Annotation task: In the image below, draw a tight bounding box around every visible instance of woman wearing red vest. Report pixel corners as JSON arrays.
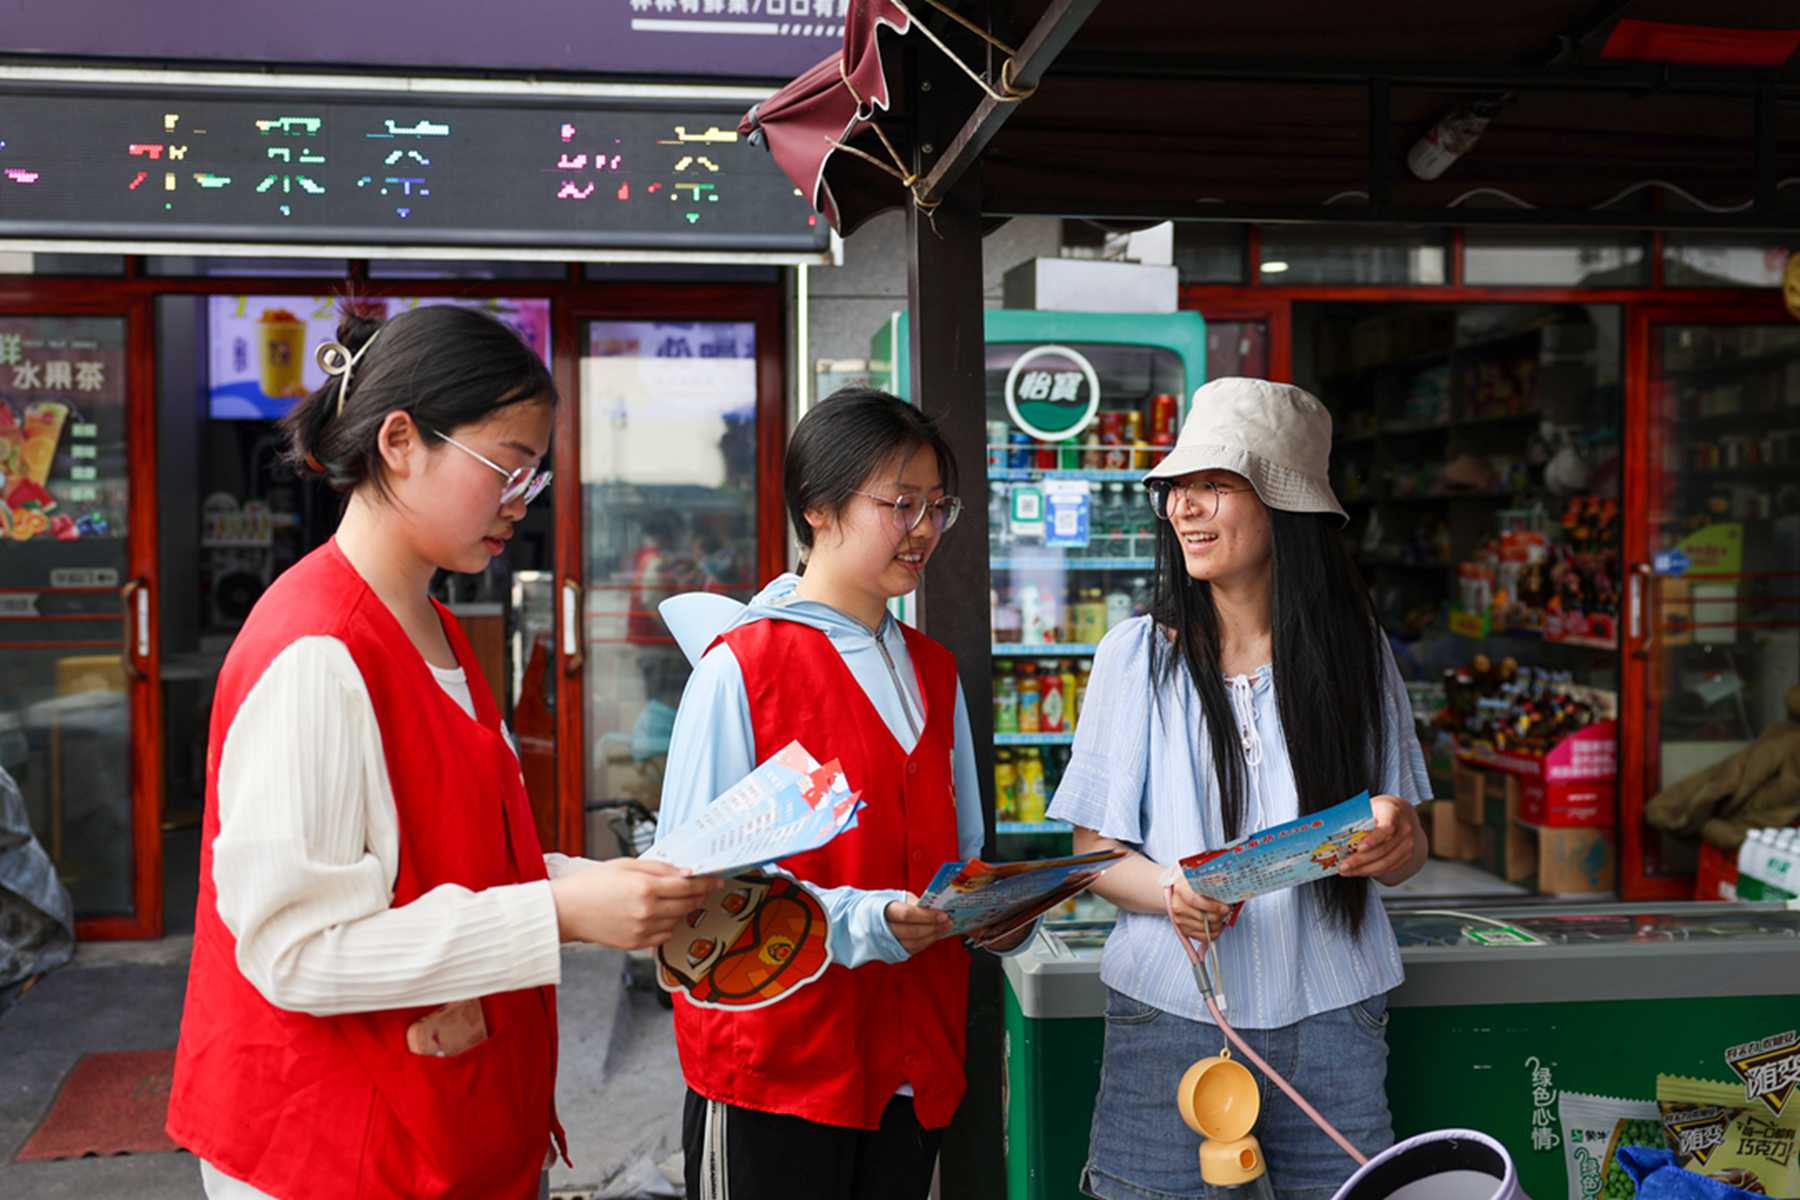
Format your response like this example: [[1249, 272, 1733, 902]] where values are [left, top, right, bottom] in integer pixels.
[[659, 388, 1035, 1200], [167, 305, 716, 1200]]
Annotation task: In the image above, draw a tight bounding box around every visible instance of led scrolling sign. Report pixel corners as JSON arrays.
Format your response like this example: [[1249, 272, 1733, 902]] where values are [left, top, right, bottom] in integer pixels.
[[0, 91, 827, 252]]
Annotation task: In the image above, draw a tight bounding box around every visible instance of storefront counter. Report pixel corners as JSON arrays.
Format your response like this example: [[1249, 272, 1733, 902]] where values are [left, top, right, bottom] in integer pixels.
[[1002, 902, 1800, 1200]]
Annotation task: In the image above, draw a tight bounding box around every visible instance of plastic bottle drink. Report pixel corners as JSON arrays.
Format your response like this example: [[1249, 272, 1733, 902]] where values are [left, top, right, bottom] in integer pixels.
[[1073, 587, 1107, 645], [1020, 586, 1046, 644], [994, 665, 1020, 733], [1106, 484, 1130, 557], [1017, 663, 1043, 733], [1105, 587, 1133, 630], [1074, 660, 1093, 725], [1017, 750, 1047, 823], [1041, 664, 1067, 734], [1059, 660, 1080, 730], [994, 751, 1018, 822]]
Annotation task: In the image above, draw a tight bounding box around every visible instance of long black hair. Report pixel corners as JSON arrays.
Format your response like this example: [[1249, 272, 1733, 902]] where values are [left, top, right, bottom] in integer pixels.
[[281, 303, 556, 496], [1150, 503, 1387, 936], [784, 386, 958, 567]]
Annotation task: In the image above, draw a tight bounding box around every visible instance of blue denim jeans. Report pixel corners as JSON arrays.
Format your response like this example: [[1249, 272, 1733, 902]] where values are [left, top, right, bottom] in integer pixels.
[[1081, 988, 1395, 1200]]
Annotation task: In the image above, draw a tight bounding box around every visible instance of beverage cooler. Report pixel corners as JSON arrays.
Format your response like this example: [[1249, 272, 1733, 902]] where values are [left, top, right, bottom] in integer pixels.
[[874, 309, 1207, 881], [1002, 902, 1800, 1200]]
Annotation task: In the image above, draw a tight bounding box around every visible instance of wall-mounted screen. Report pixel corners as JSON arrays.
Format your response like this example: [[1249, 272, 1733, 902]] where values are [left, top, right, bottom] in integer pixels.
[[0, 90, 827, 253]]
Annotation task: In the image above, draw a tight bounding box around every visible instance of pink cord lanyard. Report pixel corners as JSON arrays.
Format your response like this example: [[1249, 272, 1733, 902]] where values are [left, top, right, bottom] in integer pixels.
[[1163, 884, 1370, 1167]]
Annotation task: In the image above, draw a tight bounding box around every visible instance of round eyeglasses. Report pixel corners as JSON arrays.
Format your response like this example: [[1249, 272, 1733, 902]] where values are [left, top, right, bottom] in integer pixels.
[[852, 490, 964, 535], [1145, 477, 1252, 523], [433, 430, 552, 507]]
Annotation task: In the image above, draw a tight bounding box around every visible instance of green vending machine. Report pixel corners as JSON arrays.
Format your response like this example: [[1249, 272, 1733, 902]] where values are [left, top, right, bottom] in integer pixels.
[[873, 309, 1207, 864]]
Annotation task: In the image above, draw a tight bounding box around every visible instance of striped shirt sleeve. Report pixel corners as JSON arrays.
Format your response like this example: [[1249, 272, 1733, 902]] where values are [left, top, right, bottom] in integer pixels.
[[1047, 617, 1152, 844]]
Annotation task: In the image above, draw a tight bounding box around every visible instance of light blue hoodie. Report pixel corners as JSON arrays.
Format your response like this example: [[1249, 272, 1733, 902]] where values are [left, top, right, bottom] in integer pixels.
[[658, 573, 988, 967]]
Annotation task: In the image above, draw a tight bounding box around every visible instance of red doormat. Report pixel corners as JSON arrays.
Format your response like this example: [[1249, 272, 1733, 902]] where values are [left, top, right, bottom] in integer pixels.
[[14, 1048, 182, 1161]]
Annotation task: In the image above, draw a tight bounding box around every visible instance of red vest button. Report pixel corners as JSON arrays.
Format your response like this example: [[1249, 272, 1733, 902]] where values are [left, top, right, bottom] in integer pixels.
[[907, 761, 919, 776]]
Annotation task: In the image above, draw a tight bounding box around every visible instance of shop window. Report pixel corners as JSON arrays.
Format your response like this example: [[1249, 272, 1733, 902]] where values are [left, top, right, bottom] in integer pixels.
[[0, 252, 125, 276], [1299, 301, 1624, 897], [146, 256, 349, 277], [1662, 237, 1795, 288], [1172, 223, 1247, 285], [369, 258, 567, 280], [1257, 226, 1448, 286], [1463, 231, 1650, 287]]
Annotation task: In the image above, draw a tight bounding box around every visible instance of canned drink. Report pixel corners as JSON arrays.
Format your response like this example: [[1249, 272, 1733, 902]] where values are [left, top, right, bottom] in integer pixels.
[[1008, 430, 1033, 470], [1058, 438, 1084, 470], [1034, 439, 1059, 470], [1150, 392, 1179, 443], [1101, 412, 1130, 470]]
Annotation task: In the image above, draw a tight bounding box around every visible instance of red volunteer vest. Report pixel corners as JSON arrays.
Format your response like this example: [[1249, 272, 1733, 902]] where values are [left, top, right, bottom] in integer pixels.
[[673, 617, 971, 1130], [167, 540, 561, 1200]]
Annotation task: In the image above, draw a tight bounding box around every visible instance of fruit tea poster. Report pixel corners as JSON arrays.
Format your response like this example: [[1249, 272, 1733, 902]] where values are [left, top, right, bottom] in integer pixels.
[[207, 295, 552, 420]]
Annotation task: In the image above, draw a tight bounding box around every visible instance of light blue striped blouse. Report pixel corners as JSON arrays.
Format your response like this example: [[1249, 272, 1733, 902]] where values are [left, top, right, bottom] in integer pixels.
[[1046, 615, 1431, 1030]]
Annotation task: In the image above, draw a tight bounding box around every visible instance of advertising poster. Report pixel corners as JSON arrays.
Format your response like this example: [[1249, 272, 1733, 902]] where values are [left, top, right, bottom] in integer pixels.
[[207, 295, 551, 420]]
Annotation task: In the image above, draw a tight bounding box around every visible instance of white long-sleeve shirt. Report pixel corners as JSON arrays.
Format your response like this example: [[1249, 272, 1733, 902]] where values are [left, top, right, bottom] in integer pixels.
[[200, 636, 570, 1200]]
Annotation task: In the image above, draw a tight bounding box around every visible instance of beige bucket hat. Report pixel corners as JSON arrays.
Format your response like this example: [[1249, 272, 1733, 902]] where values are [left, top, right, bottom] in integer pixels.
[[1143, 377, 1347, 524]]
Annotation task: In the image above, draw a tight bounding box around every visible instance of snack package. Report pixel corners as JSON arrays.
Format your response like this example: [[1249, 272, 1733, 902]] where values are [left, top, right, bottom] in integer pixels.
[[1559, 1091, 1662, 1200], [1658, 1075, 1800, 1197]]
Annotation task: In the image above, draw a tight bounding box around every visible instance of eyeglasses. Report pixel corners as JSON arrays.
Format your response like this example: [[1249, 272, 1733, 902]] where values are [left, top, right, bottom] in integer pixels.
[[1145, 477, 1252, 522], [852, 490, 964, 535], [433, 430, 552, 507]]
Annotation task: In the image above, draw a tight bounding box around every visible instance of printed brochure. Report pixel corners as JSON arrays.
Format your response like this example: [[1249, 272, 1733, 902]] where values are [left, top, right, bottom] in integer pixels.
[[1179, 790, 1376, 908], [648, 741, 860, 1010], [919, 849, 1125, 947]]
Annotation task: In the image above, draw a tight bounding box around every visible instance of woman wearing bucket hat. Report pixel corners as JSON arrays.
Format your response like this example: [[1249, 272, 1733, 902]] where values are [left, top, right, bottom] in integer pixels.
[[1047, 378, 1431, 1200]]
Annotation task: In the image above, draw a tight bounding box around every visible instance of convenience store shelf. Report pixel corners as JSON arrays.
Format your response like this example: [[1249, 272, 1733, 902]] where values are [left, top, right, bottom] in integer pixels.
[[991, 557, 1156, 572], [997, 820, 1073, 836], [995, 732, 1076, 747], [993, 643, 1101, 657]]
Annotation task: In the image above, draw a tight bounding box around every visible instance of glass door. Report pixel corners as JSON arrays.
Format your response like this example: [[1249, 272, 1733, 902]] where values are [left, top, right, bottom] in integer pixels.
[[570, 314, 775, 860], [0, 306, 160, 936], [1623, 305, 1800, 899]]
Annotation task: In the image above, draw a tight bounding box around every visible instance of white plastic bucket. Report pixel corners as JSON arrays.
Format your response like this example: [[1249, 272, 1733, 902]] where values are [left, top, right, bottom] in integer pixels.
[[1331, 1129, 1527, 1200]]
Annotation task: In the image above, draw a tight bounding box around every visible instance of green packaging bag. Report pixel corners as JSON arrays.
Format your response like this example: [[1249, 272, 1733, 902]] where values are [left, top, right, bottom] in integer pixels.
[[1560, 1091, 1662, 1200]]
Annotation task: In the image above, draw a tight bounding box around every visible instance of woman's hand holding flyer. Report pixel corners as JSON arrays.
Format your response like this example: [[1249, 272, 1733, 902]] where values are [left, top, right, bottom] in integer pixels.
[[1337, 794, 1426, 883]]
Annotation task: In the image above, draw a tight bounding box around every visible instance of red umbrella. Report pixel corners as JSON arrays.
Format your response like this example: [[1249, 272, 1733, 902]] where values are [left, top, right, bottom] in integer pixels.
[[742, 0, 1035, 234], [740, 0, 914, 235]]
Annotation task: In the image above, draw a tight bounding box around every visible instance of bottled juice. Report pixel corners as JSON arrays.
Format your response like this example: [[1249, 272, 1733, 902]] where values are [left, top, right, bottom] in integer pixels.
[[1060, 660, 1080, 729], [1017, 663, 1042, 733], [994, 750, 1018, 822], [1072, 587, 1108, 644], [1040, 664, 1067, 734], [993, 663, 1019, 733], [1074, 660, 1093, 726], [1017, 750, 1047, 823]]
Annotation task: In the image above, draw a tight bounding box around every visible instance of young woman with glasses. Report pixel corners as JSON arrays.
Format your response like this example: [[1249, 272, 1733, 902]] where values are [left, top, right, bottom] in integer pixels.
[[1048, 379, 1431, 1200], [658, 386, 1031, 1200], [168, 304, 717, 1200]]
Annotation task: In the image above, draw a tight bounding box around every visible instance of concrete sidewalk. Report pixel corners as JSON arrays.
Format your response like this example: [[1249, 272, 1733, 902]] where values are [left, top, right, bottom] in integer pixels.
[[0, 938, 687, 1199]]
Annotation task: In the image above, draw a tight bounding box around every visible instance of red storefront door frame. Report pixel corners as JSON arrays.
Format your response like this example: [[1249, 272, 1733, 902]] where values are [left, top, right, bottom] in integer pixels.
[[1621, 293, 1794, 900], [0, 289, 163, 939], [551, 283, 787, 856]]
